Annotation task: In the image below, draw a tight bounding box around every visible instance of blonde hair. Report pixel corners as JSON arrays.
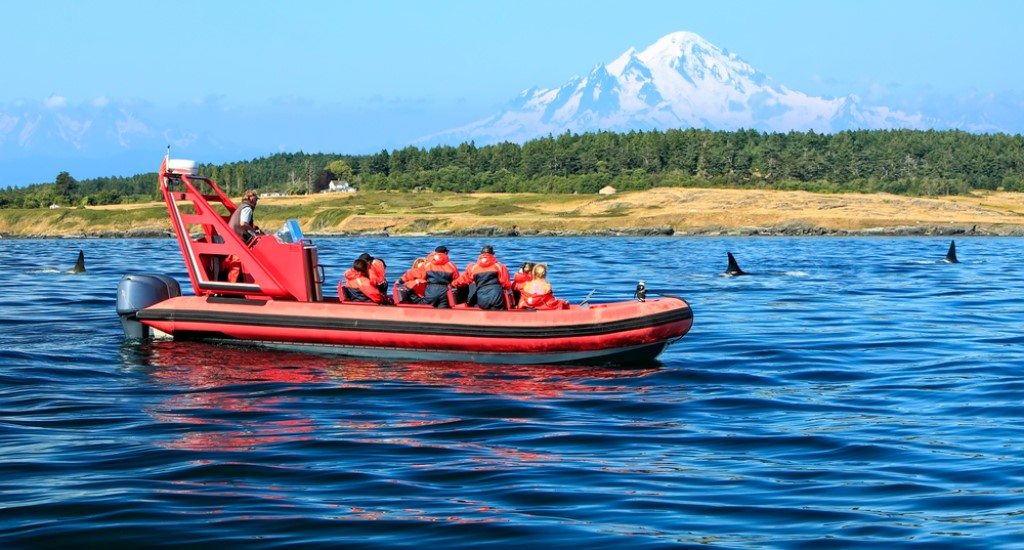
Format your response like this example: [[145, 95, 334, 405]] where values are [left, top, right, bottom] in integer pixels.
[[243, 190, 258, 201], [412, 257, 426, 269], [532, 263, 548, 279]]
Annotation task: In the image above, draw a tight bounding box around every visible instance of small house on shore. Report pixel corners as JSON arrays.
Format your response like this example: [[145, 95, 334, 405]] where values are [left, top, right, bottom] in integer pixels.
[[326, 180, 357, 193], [598, 185, 617, 195]]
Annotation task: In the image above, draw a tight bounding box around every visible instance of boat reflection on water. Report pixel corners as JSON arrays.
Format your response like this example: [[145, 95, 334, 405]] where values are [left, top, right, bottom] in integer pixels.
[[126, 340, 661, 397], [122, 340, 661, 453], [126, 340, 337, 388], [123, 341, 329, 452]]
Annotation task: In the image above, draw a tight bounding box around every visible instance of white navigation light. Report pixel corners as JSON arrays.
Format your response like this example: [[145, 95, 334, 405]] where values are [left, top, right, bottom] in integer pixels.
[[167, 159, 197, 175]]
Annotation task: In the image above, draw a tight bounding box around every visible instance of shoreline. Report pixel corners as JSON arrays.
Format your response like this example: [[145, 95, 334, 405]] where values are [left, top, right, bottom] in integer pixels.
[[2, 187, 1023, 239], [4, 223, 1020, 239]]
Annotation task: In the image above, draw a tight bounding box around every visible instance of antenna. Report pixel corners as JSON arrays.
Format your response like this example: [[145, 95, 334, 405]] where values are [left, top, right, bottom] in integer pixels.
[[580, 288, 597, 306]]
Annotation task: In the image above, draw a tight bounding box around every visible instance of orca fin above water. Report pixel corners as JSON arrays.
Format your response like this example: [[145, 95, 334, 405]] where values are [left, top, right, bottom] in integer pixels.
[[71, 250, 86, 273], [725, 252, 747, 276], [943, 240, 959, 264]]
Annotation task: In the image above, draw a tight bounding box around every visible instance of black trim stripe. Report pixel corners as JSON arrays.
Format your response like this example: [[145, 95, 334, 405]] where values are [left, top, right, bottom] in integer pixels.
[[207, 297, 269, 306], [174, 336, 670, 366], [138, 304, 693, 339]]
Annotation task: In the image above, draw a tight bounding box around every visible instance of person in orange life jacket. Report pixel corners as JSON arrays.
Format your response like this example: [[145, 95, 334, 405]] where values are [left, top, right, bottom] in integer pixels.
[[518, 263, 568, 310], [511, 261, 535, 307], [423, 245, 459, 308], [452, 245, 512, 310], [338, 258, 389, 304], [358, 252, 388, 295], [396, 257, 427, 304]]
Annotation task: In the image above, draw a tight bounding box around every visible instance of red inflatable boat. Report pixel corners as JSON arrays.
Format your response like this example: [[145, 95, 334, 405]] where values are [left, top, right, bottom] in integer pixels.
[[117, 155, 693, 365]]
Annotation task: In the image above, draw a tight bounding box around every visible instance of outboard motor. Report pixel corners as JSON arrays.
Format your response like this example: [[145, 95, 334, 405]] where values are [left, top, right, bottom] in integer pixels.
[[117, 274, 181, 339]]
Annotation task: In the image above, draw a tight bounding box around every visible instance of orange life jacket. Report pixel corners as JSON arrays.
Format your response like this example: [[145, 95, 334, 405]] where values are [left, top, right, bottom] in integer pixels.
[[513, 272, 532, 291], [454, 253, 511, 310], [339, 269, 385, 303], [453, 253, 511, 289], [400, 265, 427, 298], [368, 258, 387, 289], [518, 279, 566, 310], [423, 251, 459, 307]]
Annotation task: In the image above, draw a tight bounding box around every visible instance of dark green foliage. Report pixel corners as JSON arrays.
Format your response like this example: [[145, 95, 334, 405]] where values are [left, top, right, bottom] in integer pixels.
[[54, 171, 77, 205], [3, 129, 1024, 208]]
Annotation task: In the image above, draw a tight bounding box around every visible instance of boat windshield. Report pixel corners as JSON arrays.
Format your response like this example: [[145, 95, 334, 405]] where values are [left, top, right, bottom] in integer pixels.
[[274, 218, 304, 243]]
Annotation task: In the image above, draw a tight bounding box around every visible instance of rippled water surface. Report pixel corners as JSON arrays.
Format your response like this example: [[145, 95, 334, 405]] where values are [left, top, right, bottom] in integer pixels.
[[2, 236, 1023, 547]]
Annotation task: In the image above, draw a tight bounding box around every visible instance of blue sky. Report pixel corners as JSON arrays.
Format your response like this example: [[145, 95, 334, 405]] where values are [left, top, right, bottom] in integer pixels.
[[1, 0, 1022, 184], [4, 0, 1020, 107]]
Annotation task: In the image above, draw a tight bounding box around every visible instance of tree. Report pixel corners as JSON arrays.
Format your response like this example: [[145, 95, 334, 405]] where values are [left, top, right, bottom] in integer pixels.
[[326, 160, 354, 182], [5, 129, 1024, 207], [221, 165, 233, 194], [366, 150, 390, 175], [236, 164, 247, 192], [54, 171, 77, 204], [304, 158, 314, 194]]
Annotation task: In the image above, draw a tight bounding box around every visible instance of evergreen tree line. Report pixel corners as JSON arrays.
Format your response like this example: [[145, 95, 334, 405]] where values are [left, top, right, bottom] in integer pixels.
[[2, 128, 1024, 208]]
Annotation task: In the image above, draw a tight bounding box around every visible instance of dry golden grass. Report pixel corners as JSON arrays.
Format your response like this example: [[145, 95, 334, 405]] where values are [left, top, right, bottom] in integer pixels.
[[2, 188, 1023, 236]]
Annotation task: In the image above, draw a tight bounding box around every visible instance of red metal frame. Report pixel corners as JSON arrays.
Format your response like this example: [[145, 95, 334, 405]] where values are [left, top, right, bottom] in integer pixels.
[[158, 157, 322, 302]]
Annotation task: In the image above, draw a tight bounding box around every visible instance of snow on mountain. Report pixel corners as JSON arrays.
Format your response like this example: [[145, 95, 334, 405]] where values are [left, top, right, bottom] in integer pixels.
[[424, 31, 926, 145], [0, 98, 257, 186]]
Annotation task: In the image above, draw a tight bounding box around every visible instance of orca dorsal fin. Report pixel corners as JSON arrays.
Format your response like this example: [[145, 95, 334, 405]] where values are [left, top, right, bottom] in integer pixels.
[[944, 240, 959, 264], [725, 252, 746, 276], [71, 250, 86, 273]]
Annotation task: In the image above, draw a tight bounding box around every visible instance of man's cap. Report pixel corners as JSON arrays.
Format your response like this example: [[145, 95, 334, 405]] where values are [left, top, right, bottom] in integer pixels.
[[480, 245, 494, 254], [435, 245, 449, 253]]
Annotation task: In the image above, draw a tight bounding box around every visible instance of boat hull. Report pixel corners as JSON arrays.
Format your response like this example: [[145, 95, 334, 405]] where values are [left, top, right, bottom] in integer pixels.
[[136, 296, 693, 365]]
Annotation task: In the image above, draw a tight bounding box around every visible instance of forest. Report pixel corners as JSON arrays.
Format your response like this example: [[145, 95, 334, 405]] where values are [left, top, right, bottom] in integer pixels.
[[2, 128, 1023, 208]]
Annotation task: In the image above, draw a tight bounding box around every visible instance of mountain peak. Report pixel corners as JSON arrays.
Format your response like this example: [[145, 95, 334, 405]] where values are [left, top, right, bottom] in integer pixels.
[[422, 31, 926, 145], [648, 30, 714, 50], [641, 31, 725, 65]]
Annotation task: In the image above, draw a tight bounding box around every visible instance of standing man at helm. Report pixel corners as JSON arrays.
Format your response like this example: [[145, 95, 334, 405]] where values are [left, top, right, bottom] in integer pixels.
[[229, 190, 262, 243]]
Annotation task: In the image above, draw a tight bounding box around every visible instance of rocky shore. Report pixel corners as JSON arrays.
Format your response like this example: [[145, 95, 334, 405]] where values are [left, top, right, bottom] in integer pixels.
[[6, 223, 1021, 240], [0, 229, 176, 239]]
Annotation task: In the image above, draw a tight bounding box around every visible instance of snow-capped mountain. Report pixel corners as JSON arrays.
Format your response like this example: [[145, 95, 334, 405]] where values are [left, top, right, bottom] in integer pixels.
[[0, 95, 463, 187], [0, 97, 240, 186], [425, 31, 927, 144]]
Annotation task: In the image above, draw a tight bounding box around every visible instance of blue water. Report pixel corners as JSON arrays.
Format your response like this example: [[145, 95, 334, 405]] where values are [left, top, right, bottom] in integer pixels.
[[2, 236, 1023, 548]]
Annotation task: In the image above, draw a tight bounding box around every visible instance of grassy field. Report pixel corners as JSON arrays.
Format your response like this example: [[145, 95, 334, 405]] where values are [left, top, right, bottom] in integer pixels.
[[2, 188, 1024, 237]]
